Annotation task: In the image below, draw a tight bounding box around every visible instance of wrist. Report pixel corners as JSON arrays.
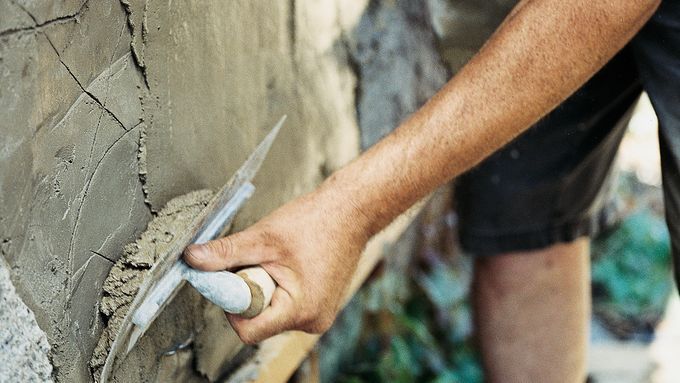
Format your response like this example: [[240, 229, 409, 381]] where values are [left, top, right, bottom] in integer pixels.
[[314, 167, 378, 243]]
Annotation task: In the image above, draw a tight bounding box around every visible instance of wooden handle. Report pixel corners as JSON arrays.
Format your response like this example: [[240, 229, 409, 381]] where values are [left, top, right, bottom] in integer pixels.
[[236, 267, 276, 318]]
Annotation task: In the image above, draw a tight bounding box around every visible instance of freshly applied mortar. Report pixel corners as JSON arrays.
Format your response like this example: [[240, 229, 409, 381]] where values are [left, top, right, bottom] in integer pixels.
[[90, 189, 215, 381]]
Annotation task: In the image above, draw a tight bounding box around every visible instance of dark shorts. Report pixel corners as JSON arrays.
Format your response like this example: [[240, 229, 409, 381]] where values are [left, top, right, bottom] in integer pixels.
[[456, 1, 680, 273]]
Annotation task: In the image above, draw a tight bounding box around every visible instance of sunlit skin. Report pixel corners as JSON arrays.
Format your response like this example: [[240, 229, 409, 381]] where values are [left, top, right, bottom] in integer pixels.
[[185, 0, 659, 356]]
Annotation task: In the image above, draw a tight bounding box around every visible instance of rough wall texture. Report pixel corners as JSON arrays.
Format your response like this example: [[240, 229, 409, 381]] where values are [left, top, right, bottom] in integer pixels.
[[427, 0, 517, 72], [348, 0, 449, 149], [1, 0, 363, 381], [0, 257, 53, 382], [1, 1, 151, 381], [0, 0, 515, 381]]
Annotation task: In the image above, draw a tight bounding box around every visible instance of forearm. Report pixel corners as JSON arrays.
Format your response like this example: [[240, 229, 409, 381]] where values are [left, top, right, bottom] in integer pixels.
[[319, 0, 659, 238]]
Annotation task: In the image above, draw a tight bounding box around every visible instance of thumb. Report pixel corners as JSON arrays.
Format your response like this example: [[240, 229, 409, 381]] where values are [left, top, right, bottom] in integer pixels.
[[183, 231, 265, 271]]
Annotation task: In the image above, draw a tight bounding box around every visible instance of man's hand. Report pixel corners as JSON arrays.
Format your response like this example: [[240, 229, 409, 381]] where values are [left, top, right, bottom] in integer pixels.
[[183, 189, 370, 344]]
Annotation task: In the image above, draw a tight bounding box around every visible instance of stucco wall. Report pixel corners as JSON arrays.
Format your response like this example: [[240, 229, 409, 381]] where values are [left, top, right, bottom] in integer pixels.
[[1, 1, 362, 381], [0, 0, 511, 381]]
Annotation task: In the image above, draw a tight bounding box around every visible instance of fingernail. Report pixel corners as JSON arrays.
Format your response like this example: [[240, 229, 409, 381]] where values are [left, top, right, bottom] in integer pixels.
[[184, 244, 207, 266]]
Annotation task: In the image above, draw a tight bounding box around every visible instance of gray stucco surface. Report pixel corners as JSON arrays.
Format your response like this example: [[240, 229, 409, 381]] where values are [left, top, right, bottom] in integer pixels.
[[1, 1, 361, 381], [0, 0, 511, 381]]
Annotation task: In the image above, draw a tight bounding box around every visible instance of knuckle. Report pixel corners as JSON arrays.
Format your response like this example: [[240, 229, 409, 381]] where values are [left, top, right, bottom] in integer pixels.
[[213, 237, 234, 260]]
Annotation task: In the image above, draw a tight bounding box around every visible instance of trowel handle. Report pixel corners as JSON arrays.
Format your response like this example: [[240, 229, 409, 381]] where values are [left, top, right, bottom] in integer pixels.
[[236, 266, 276, 318]]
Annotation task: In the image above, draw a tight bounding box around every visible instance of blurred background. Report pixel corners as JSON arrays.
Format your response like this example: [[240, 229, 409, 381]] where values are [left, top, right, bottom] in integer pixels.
[[300, 1, 679, 381], [314, 94, 678, 383]]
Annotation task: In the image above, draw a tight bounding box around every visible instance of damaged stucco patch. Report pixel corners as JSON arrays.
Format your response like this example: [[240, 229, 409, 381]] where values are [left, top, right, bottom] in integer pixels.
[[8, 0, 86, 26], [118, 0, 149, 86], [346, 0, 449, 149], [0, 0, 86, 38], [0, 0, 34, 35], [0, 258, 53, 382]]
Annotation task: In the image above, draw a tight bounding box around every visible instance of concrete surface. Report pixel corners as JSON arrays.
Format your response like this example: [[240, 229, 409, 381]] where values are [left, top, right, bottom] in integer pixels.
[[1, 0, 364, 381], [0, 0, 455, 381], [348, 0, 449, 149], [0, 0, 517, 381]]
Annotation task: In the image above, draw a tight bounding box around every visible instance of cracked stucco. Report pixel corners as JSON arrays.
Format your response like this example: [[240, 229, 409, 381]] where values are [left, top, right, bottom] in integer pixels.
[[0, 0, 466, 381], [0, 0, 363, 381], [1, 1, 155, 381], [0, 0, 88, 38]]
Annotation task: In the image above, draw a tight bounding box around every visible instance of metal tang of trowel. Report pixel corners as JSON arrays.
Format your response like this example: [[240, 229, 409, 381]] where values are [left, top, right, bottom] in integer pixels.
[[99, 116, 286, 382]]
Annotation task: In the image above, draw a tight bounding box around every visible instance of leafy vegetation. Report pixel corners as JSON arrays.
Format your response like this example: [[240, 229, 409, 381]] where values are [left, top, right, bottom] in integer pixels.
[[331, 253, 482, 383], [592, 210, 673, 338]]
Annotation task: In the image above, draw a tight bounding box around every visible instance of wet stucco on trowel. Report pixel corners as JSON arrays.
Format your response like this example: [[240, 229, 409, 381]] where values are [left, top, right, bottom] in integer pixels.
[[90, 189, 214, 382]]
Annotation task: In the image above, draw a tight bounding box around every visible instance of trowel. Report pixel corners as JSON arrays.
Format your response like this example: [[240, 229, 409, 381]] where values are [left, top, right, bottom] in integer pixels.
[[99, 116, 285, 382]]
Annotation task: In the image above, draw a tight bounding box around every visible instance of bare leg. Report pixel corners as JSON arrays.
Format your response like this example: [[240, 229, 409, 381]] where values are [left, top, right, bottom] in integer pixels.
[[473, 238, 590, 383]]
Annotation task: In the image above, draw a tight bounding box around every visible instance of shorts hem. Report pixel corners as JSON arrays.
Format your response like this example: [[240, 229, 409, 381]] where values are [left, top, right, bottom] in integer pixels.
[[460, 204, 621, 256]]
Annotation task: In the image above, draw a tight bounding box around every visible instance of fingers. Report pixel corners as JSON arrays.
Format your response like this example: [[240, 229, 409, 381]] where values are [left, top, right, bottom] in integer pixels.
[[183, 230, 268, 271], [228, 287, 336, 344], [227, 288, 296, 344]]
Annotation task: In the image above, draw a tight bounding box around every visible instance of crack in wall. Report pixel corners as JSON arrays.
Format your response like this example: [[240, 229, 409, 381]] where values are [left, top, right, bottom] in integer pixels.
[[90, 250, 115, 264], [42, 32, 129, 132], [1, 0, 90, 38], [67, 251, 113, 307], [96, 187, 149, 254], [85, 20, 129, 172], [63, 121, 144, 315]]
